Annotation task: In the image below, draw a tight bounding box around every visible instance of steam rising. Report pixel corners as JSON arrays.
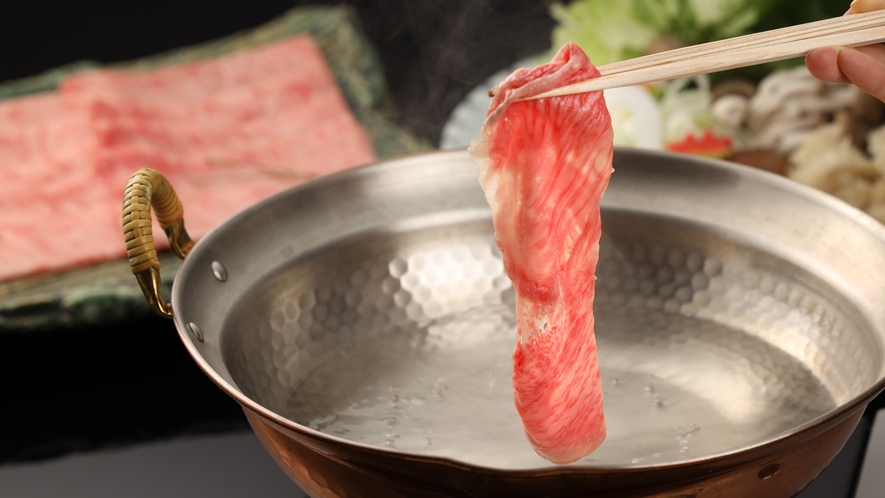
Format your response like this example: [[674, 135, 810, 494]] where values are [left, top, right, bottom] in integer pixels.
[[354, 0, 557, 143]]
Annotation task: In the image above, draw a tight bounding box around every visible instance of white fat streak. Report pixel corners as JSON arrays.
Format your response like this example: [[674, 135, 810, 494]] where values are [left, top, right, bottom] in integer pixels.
[[468, 134, 501, 215]]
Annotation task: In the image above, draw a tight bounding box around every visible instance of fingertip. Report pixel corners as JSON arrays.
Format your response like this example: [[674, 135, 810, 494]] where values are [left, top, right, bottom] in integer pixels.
[[837, 47, 885, 100], [806, 46, 851, 84]]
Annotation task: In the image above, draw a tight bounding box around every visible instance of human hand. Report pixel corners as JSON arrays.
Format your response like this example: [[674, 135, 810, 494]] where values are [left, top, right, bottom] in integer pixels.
[[806, 0, 885, 101]]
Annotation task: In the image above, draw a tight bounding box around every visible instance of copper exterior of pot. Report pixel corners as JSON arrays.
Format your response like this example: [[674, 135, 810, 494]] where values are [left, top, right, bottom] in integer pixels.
[[244, 407, 864, 497]]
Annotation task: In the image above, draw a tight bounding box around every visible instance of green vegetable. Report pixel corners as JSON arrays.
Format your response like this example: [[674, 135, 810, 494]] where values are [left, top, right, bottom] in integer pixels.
[[548, 0, 784, 66], [549, 0, 656, 66], [631, 0, 770, 43]]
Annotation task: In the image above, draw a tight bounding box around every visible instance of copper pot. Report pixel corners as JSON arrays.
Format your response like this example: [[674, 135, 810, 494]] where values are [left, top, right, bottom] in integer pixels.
[[123, 149, 885, 497]]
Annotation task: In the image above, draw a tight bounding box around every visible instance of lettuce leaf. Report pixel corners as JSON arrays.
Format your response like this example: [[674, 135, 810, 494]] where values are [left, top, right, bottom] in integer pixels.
[[548, 0, 789, 65], [548, 0, 656, 66]]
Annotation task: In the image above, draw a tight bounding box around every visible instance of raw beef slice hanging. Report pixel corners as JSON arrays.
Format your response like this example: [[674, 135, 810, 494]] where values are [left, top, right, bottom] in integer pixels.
[[469, 42, 613, 464]]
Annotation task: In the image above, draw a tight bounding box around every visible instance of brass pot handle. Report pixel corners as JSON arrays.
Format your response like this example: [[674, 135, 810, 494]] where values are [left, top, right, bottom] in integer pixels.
[[123, 168, 194, 318]]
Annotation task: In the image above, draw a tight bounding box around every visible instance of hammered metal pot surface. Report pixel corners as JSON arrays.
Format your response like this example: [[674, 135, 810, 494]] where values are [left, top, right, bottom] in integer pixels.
[[169, 149, 885, 497]]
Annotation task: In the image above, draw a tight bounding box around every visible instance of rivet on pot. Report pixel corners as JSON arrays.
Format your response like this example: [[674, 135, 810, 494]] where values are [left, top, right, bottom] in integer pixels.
[[758, 463, 780, 480], [211, 261, 228, 282], [188, 322, 205, 342]]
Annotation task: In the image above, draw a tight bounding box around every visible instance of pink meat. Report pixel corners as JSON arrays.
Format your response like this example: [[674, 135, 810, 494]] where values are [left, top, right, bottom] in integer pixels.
[[0, 35, 375, 282], [60, 35, 373, 182], [469, 43, 613, 464], [59, 36, 318, 105]]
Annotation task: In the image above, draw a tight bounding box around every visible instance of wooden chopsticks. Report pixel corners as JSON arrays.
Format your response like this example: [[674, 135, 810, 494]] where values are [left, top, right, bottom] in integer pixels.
[[523, 10, 885, 100]]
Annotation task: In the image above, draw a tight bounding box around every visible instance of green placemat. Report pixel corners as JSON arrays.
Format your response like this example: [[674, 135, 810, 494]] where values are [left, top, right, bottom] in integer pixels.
[[0, 5, 433, 332]]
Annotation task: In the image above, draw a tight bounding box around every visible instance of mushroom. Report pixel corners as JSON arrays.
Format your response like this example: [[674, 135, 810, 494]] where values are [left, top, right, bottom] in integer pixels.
[[789, 123, 880, 211], [746, 66, 854, 154]]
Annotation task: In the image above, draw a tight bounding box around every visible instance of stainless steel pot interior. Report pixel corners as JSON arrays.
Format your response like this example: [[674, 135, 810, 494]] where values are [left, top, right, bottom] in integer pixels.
[[170, 149, 885, 473]]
